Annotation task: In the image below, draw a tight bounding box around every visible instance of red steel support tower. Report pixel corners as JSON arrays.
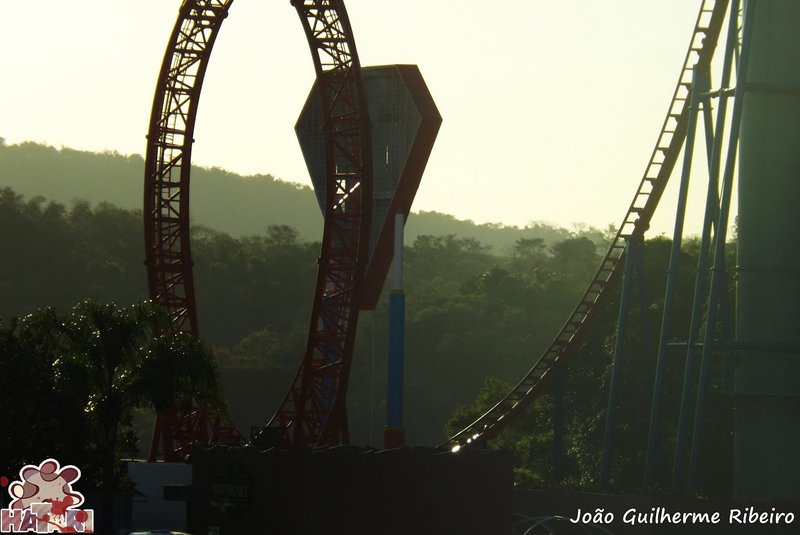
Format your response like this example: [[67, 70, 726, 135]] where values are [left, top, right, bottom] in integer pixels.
[[145, 0, 370, 458], [143, 0, 242, 461]]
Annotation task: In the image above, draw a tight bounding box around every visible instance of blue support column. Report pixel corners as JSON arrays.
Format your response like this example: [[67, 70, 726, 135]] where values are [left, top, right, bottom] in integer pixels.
[[686, 0, 754, 493], [384, 214, 406, 448], [386, 291, 405, 430], [599, 238, 638, 488], [672, 0, 741, 491], [644, 67, 708, 489]]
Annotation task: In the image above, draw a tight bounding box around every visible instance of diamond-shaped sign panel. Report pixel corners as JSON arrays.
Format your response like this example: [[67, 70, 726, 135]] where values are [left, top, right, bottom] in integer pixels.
[[296, 65, 441, 309]]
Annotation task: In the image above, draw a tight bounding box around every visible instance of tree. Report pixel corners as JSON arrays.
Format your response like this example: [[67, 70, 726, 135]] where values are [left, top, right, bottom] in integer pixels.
[[510, 237, 546, 272], [446, 376, 555, 488], [47, 300, 223, 533], [0, 314, 94, 481]]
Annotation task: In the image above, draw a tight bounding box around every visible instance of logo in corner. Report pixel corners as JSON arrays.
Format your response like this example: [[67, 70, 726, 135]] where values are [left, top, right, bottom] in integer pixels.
[[2, 458, 94, 533]]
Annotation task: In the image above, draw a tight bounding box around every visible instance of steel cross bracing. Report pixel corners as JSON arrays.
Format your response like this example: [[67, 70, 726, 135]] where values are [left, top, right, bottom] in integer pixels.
[[256, 0, 372, 447], [144, 0, 232, 335], [143, 0, 243, 461], [444, 0, 730, 449]]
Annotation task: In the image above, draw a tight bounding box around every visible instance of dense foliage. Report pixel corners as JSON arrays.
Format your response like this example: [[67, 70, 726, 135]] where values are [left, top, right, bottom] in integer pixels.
[[0, 182, 736, 498], [0, 299, 223, 532], [444, 236, 737, 496]]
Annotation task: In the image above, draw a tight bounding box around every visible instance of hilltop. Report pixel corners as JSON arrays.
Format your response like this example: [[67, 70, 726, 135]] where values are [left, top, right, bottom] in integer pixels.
[[0, 139, 608, 252]]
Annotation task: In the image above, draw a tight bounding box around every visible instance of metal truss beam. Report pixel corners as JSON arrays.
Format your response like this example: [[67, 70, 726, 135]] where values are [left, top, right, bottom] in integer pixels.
[[255, 0, 372, 447], [144, 0, 243, 461]]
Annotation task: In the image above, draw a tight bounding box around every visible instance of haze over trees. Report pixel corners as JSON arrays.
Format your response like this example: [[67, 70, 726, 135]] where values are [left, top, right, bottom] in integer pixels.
[[0, 139, 604, 252], [0, 142, 735, 498]]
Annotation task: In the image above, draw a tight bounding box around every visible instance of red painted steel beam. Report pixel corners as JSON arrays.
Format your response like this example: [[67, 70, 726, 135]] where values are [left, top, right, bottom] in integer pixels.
[[253, 0, 372, 447], [358, 65, 442, 310], [143, 0, 243, 461], [295, 65, 442, 310]]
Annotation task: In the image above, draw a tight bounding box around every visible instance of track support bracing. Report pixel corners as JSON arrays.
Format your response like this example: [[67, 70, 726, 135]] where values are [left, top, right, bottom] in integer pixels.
[[144, 0, 242, 462], [254, 0, 373, 447]]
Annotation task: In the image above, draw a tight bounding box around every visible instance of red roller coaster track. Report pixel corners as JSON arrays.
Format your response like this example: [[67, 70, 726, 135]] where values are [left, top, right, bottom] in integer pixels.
[[144, 0, 371, 459], [444, 0, 731, 450], [144, 0, 240, 462], [256, 0, 372, 447]]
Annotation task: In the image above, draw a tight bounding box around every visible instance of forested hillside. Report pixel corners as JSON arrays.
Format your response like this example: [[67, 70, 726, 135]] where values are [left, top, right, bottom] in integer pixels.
[[1, 154, 735, 495], [0, 139, 606, 253], [0, 186, 600, 450], [0, 139, 322, 239]]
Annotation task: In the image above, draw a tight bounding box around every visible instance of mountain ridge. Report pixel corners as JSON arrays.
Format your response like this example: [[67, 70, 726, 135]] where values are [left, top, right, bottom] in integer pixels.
[[0, 139, 606, 252]]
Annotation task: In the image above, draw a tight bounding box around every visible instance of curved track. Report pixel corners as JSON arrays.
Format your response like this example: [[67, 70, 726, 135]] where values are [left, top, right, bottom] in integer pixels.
[[144, 0, 232, 336], [445, 0, 731, 449], [258, 0, 372, 447], [144, 0, 240, 461], [144, 0, 371, 458]]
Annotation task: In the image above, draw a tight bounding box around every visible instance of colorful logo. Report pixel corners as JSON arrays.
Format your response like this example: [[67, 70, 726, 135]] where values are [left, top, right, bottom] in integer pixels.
[[1, 459, 94, 533]]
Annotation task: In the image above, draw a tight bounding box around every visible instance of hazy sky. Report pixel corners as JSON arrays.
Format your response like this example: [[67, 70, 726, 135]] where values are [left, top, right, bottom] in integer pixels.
[[1, 1, 729, 235]]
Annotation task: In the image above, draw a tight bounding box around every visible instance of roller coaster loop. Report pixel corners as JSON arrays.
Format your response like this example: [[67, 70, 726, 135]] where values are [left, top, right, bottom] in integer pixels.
[[256, 0, 372, 447], [144, 0, 371, 459]]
